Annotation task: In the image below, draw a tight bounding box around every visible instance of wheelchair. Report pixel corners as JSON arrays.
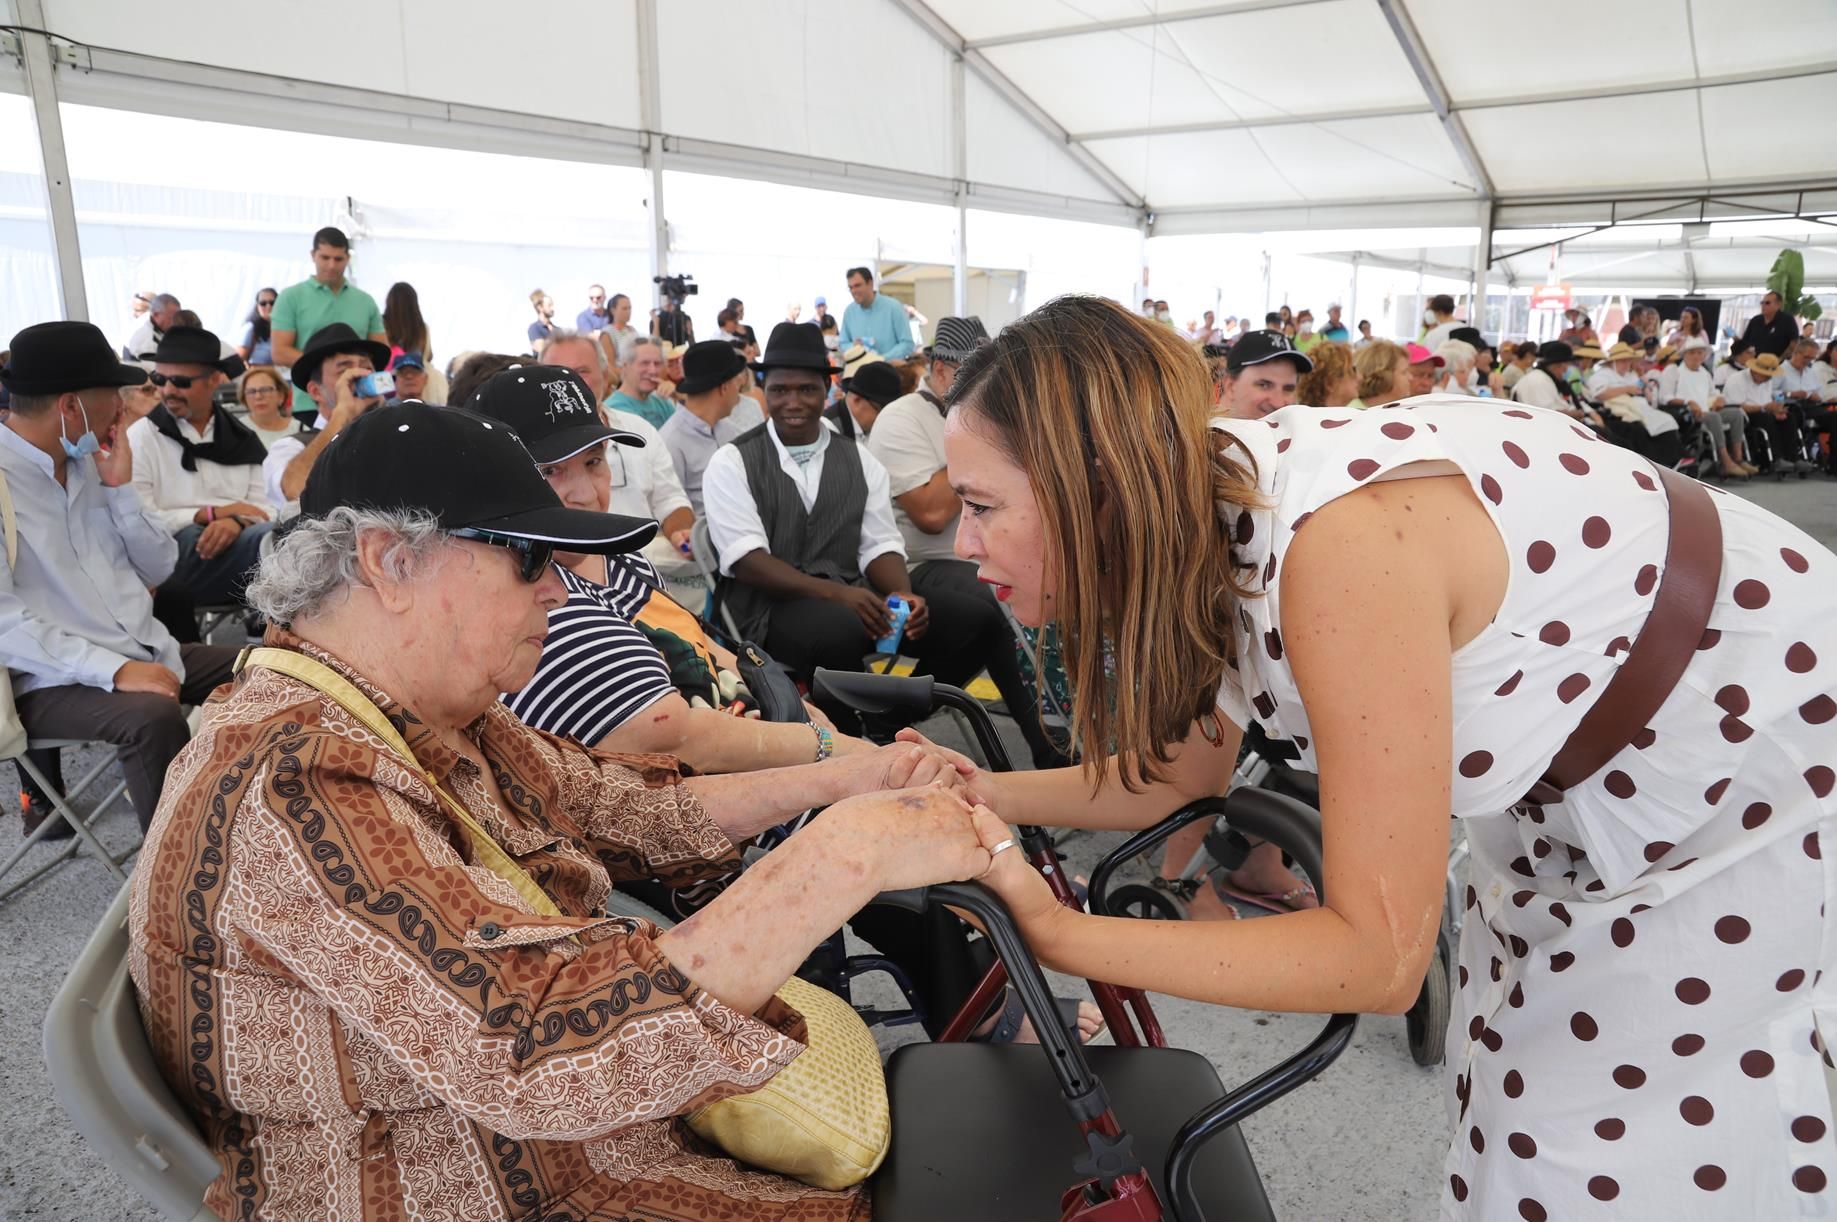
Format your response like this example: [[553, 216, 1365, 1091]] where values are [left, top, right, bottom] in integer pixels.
[[1102, 724, 1457, 1069], [812, 668, 1357, 1220]]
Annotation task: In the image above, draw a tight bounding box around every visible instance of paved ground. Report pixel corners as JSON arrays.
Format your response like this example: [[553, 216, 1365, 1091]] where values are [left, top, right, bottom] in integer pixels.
[[2, 474, 1831, 1220]]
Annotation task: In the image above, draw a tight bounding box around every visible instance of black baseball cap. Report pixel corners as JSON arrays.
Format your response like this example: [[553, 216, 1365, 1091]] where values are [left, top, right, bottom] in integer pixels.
[[465, 364, 642, 464], [1226, 329, 1313, 375], [299, 402, 656, 553]]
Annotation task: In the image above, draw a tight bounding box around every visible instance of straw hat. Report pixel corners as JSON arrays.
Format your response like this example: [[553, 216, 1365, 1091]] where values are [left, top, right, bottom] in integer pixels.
[[1604, 342, 1641, 363], [1572, 343, 1605, 362], [1748, 352, 1784, 378], [1680, 336, 1713, 354]]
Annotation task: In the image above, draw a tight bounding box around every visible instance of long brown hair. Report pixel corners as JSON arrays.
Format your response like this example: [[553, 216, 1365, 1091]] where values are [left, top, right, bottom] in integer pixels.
[[949, 296, 1261, 790]]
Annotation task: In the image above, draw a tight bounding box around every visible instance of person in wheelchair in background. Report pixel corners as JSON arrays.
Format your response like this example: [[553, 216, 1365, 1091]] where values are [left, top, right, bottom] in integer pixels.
[[469, 363, 1104, 1044], [128, 400, 1010, 1221]]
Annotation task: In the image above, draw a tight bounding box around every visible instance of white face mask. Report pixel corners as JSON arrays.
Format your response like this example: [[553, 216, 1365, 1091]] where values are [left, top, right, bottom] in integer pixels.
[[1423, 309, 1438, 325]]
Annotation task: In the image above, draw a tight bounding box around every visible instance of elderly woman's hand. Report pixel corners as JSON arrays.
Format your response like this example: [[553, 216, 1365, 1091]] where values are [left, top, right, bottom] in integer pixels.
[[828, 786, 991, 892], [825, 735, 978, 797]]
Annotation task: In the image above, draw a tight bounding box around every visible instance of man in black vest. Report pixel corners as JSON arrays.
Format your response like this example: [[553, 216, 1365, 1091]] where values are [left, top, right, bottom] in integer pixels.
[[702, 322, 1018, 731]]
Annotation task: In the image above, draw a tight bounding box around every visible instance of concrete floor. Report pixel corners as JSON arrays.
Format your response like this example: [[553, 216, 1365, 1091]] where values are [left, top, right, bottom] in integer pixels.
[[2, 474, 1831, 1220]]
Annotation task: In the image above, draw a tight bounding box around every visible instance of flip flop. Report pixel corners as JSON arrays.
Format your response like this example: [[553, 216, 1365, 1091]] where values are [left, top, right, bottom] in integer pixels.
[[970, 987, 1099, 1044], [1210, 874, 1320, 915]]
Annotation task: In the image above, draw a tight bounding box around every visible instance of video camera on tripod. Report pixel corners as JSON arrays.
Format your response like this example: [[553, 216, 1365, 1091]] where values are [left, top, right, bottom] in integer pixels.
[[654, 273, 697, 305]]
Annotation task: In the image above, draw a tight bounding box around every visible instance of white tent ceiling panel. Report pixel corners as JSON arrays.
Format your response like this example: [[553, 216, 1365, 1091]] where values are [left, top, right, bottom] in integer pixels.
[[1083, 130, 1300, 207], [658, 0, 951, 179], [979, 27, 1237, 134], [1462, 92, 1703, 195], [1259, 113, 1477, 200], [962, 73, 1117, 202], [37, 0, 643, 130], [923, 0, 1227, 44], [1700, 76, 1837, 182], [1406, 0, 1699, 105], [1691, 0, 1837, 77]]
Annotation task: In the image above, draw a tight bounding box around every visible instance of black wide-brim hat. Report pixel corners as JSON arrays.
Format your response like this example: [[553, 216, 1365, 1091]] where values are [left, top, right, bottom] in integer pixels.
[[2, 321, 148, 395], [292, 322, 394, 390], [840, 360, 903, 408], [300, 402, 656, 554], [677, 339, 752, 395], [143, 325, 242, 375], [751, 321, 839, 375]]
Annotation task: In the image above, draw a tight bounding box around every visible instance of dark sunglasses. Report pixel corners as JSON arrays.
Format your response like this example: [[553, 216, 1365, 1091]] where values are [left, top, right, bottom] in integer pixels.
[[257, 298, 277, 306], [148, 372, 208, 389], [449, 528, 555, 583]]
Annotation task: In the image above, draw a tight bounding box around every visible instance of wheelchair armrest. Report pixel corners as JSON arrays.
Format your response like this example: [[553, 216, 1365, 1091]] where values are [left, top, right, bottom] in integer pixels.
[[813, 668, 936, 717], [1087, 797, 1232, 917]]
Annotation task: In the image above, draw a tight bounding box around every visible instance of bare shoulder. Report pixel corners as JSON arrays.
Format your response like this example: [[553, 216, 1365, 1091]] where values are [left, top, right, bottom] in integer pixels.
[[1281, 472, 1506, 652]]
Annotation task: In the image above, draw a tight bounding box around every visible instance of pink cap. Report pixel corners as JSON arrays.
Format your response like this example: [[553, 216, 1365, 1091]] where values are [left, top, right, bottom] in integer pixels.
[[1406, 342, 1445, 366]]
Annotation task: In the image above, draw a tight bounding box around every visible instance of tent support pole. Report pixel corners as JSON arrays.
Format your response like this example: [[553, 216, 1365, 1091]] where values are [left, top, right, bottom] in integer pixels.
[[636, 0, 667, 297], [1473, 200, 1494, 335], [951, 54, 968, 316], [16, 0, 87, 320]]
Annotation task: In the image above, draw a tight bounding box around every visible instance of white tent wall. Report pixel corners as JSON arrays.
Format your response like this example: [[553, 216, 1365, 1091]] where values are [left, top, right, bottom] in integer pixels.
[[964, 209, 1142, 311], [0, 90, 60, 338]]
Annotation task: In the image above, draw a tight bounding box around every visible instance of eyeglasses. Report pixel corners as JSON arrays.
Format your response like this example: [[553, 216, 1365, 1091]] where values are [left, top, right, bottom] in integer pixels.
[[257, 298, 276, 307], [243, 385, 281, 397], [148, 372, 207, 389], [449, 528, 555, 583]]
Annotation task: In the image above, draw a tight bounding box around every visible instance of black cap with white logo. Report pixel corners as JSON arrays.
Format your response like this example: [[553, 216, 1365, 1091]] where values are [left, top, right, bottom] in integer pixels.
[[465, 363, 644, 465], [299, 401, 657, 554], [1225, 329, 1314, 375]]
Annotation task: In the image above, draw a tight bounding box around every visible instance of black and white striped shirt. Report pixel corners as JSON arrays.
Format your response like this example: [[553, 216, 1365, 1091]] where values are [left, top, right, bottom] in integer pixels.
[[504, 556, 674, 747]]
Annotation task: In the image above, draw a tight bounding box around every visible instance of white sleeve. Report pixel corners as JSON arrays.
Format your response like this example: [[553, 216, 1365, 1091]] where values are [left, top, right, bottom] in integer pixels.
[[1512, 373, 1559, 409], [125, 419, 193, 534], [854, 444, 908, 571], [616, 413, 692, 522], [702, 445, 768, 576], [263, 438, 304, 518], [1656, 366, 1681, 402], [865, 403, 943, 498]]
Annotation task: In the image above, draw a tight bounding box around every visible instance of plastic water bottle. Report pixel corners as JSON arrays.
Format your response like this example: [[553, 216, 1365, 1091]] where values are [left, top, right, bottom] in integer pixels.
[[875, 595, 911, 654]]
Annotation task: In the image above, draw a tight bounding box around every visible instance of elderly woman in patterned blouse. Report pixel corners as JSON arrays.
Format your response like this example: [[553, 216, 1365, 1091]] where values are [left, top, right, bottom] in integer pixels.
[[128, 402, 999, 1220]]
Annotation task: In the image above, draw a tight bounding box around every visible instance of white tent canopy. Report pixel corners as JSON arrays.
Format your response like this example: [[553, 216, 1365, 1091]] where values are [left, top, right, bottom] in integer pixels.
[[4, 0, 1836, 339]]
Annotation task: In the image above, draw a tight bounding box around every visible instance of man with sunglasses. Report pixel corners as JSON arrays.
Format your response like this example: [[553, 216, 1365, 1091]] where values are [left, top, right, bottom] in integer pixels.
[[124, 326, 276, 609]]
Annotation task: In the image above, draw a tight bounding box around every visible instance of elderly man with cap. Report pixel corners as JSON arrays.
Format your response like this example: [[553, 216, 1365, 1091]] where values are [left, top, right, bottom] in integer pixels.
[[261, 321, 394, 516], [1215, 329, 1312, 419], [702, 324, 1016, 734], [1659, 335, 1754, 477], [657, 339, 764, 518], [1586, 341, 1681, 465], [124, 325, 275, 608], [0, 322, 241, 837], [129, 398, 998, 1221], [387, 349, 431, 404]]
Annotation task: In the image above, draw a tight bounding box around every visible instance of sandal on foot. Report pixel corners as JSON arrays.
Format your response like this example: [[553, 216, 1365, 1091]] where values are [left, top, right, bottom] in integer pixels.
[[970, 988, 1096, 1045]]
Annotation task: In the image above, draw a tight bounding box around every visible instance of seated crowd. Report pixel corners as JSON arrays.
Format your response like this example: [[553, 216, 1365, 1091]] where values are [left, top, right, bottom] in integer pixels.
[[2, 239, 1833, 1217]]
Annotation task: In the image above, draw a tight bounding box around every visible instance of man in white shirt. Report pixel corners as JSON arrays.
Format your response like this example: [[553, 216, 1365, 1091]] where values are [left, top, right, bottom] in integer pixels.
[[1512, 341, 1607, 431], [122, 292, 179, 362], [702, 323, 1017, 732], [0, 322, 240, 834], [1725, 352, 1815, 474], [865, 317, 1060, 764], [261, 323, 392, 519], [1658, 337, 1752, 477], [656, 340, 762, 518], [126, 327, 276, 608], [1420, 293, 1459, 351], [1779, 339, 1829, 409]]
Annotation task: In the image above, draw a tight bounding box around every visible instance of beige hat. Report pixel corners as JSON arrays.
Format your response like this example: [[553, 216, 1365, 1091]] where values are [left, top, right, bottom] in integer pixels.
[[1573, 343, 1605, 362], [1748, 352, 1784, 378], [1681, 336, 1712, 353], [840, 343, 885, 379], [1604, 342, 1641, 363]]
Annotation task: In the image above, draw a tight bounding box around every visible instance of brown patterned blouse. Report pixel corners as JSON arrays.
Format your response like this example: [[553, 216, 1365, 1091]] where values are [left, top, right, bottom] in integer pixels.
[[127, 634, 869, 1220]]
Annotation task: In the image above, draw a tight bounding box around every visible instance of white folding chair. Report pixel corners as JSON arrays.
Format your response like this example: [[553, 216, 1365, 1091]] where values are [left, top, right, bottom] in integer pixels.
[[689, 516, 743, 641], [45, 880, 222, 1221], [0, 732, 135, 903]]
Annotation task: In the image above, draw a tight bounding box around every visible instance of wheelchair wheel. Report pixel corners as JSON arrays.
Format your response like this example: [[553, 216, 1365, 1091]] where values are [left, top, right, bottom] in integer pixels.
[[1108, 882, 1186, 921], [1406, 931, 1452, 1067]]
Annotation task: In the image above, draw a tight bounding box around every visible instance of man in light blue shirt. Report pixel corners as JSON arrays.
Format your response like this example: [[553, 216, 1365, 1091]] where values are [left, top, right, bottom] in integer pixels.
[[0, 322, 240, 835], [837, 266, 916, 361]]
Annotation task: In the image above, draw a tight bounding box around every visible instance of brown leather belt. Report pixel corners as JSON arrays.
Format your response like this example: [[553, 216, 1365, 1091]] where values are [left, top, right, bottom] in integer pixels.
[[1521, 465, 1723, 808]]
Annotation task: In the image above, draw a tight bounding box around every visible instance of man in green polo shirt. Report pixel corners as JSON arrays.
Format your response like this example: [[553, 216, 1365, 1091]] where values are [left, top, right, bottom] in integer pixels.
[[606, 335, 676, 428], [270, 226, 387, 370]]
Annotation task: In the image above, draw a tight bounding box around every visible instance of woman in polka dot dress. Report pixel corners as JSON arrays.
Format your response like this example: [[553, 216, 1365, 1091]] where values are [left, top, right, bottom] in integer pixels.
[[939, 297, 1834, 1218]]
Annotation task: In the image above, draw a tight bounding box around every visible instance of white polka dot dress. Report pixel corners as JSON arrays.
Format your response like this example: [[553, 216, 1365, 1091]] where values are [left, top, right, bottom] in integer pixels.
[[1213, 395, 1836, 1219]]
